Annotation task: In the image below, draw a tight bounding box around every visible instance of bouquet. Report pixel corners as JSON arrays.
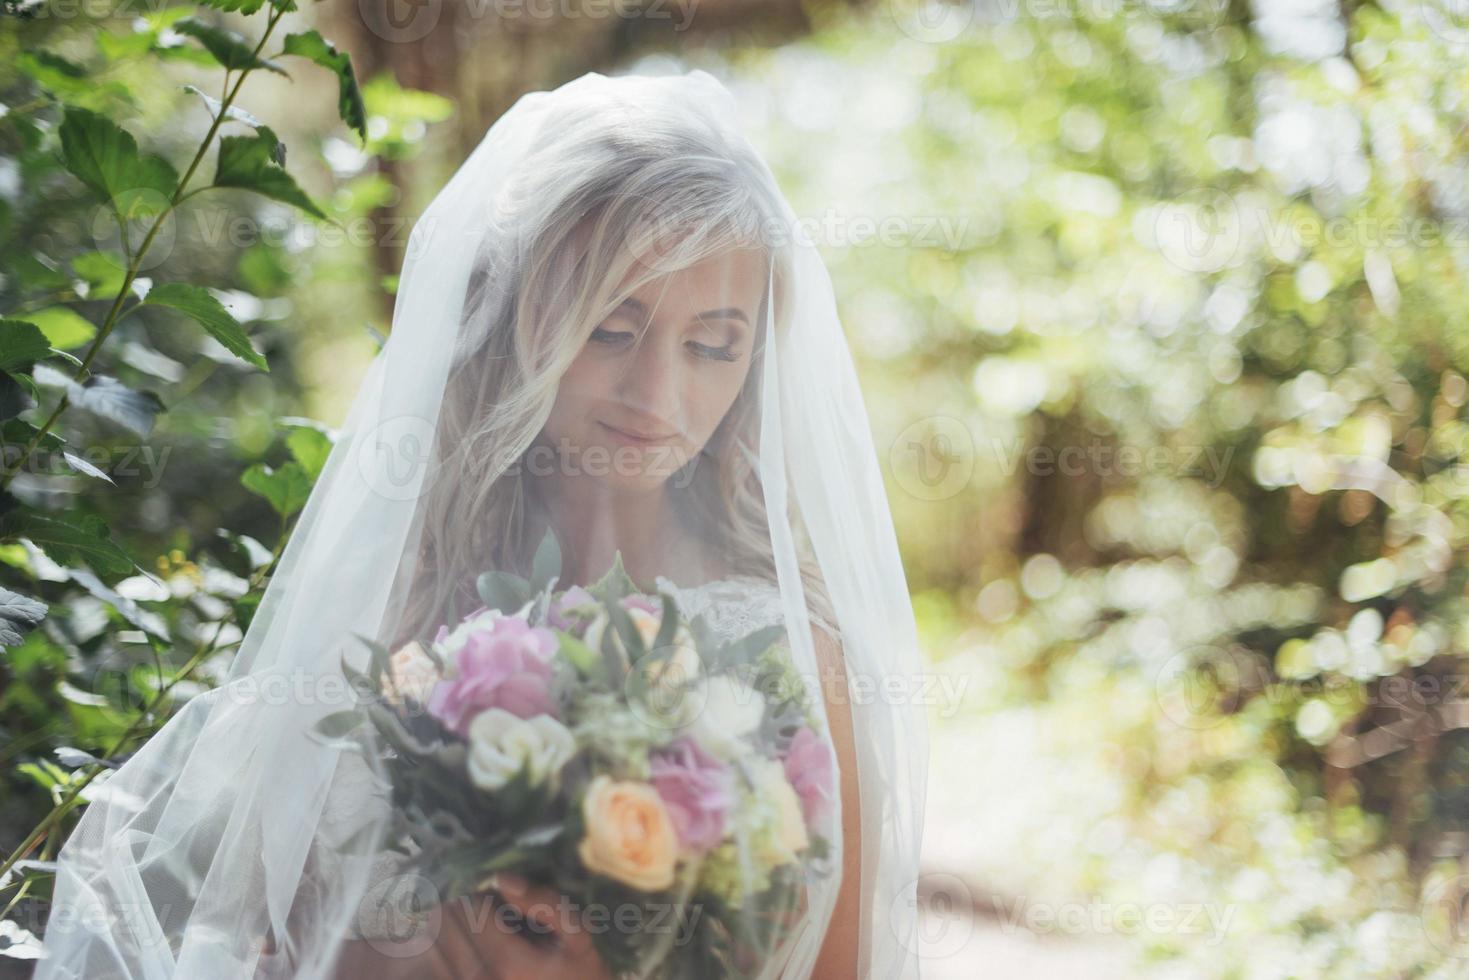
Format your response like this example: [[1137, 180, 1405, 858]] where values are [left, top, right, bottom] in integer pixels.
[[316, 531, 838, 978]]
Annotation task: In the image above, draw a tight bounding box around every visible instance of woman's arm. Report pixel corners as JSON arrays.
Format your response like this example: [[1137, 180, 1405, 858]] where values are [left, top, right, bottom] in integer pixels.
[[810, 625, 865, 980]]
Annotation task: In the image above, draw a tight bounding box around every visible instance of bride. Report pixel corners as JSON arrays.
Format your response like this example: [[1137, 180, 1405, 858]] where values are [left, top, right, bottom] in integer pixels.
[[34, 69, 927, 980]]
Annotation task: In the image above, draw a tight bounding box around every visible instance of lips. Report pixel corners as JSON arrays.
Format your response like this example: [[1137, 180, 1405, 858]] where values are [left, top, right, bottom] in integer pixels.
[[600, 421, 674, 445]]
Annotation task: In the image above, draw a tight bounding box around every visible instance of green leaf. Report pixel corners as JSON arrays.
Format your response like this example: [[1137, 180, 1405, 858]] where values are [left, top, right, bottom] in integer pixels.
[[97, 28, 159, 62], [349, 630, 394, 691], [65, 375, 166, 436], [142, 282, 268, 370], [173, 19, 288, 76], [551, 630, 599, 678], [0, 320, 53, 371], [70, 252, 128, 301], [192, 0, 297, 14], [531, 526, 561, 592], [286, 425, 331, 479], [0, 372, 35, 420], [0, 586, 47, 650], [24, 307, 96, 351], [181, 85, 285, 164], [603, 596, 647, 665], [57, 106, 178, 205], [17, 51, 89, 100], [0, 510, 138, 580], [652, 590, 680, 655], [712, 624, 786, 675], [587, 550, 639, 602], [192, 0, 268, 13], [476, 571, 531, 616], [213, 133, 325, 219], [1, 419, 64, 452], [234, 591, 261, 630], [279, 31, 367, 141], [241, 460, 311, 517], [313, 708, 367, 739]]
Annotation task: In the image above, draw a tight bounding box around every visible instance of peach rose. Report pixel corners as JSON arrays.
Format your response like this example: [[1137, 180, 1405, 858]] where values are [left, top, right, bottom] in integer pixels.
[[577, 774, 679, 891], [752, 757, 810, 866], [380, 640, 441, 706]]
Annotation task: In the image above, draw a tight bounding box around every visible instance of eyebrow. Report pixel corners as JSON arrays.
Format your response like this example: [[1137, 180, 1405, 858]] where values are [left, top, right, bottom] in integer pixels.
[[613, 297, 750, 327]]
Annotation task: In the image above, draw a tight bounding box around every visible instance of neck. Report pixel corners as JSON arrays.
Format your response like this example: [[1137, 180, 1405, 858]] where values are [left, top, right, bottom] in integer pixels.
[[526, 474, 679, 589]]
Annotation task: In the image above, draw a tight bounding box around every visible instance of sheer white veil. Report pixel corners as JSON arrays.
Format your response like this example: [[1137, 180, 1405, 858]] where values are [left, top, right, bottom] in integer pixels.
[[33, 68, 928, 979]]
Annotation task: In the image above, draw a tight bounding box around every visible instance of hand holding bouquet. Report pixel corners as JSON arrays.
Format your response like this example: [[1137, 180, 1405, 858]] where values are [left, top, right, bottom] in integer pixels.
[[316, 532, 838, 978]]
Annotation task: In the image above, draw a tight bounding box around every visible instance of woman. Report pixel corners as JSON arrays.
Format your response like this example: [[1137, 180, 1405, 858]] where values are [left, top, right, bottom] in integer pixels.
[[35, 70, 927, 980]]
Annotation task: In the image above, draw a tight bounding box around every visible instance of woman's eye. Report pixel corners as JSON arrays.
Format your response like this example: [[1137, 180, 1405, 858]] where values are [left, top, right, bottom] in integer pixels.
[[688, 341, 740, 362], [590, 327, 633, 345]]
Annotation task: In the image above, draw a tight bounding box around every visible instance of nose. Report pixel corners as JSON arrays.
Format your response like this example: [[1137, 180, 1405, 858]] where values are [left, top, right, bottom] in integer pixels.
[[613, 334, 683, 433]]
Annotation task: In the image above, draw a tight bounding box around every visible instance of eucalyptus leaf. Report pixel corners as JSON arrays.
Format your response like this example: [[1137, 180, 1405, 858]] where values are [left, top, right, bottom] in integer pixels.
[[476, 570, 530, 614], [530, 525, 561, 592]]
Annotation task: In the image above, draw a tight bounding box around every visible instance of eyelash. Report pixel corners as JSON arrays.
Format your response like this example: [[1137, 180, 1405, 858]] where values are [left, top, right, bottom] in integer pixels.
[[589, 327, 741, 362]]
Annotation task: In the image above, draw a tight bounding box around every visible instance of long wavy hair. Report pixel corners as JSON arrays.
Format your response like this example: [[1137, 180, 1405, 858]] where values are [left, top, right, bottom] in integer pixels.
[[384, 96, 835, 649]]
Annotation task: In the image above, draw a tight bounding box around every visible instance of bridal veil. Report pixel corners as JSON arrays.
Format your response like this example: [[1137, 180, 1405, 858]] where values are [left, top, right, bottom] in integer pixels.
[[33, 68, 929, 979]]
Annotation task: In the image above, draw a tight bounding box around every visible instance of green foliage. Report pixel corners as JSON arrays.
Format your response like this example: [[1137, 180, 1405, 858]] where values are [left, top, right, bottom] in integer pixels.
[[0, 0, 434, 945], [754, 4, 1469, 975], [140, 282, 267, 370]]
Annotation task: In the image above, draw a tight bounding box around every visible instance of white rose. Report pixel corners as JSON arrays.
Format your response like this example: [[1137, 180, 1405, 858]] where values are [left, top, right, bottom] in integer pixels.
[[466, 708, 577, 791], [689, 676, 765, 759], [381, 640, 441, 706], [634, 638, 704, 728], [647, 639, 701, 687]]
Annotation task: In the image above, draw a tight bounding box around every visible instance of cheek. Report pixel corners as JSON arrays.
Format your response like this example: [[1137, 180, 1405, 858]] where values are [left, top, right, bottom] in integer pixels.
[[686, 369, 751, 440], [546, 358, 610, 426]]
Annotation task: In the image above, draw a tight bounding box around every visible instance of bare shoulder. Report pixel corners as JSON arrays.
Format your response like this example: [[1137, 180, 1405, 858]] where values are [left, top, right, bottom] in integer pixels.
[[809, 623, 850, 700]]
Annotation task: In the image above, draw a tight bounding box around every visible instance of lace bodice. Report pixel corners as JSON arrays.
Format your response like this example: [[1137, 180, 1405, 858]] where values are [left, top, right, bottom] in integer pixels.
[[655, 573, 782, 642], [654, 573, 839, 645]]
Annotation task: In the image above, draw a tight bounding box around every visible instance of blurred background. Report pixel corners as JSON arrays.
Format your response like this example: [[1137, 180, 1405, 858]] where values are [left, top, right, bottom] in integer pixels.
[[4, 0, 1469, 976]]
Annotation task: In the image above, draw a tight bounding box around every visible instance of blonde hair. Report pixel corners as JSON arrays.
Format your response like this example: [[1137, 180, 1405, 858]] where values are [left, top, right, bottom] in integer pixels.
[[385, 103, 835, 648]]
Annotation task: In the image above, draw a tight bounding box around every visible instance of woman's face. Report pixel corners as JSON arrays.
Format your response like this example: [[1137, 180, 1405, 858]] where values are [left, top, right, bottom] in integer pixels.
[[539, 246, 765, 492]]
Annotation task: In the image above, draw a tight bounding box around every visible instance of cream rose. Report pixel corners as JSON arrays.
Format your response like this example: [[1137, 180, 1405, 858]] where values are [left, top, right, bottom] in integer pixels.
[[577, 774, 679, 891], [381, 640, 441, 706], [751, 757, 810, 865], [689, 676, 765, 759], [466, 708, 576, 791], [643, 634, 702, 693]]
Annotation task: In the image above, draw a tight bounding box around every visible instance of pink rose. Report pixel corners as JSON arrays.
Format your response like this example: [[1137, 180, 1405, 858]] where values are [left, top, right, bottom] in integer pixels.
[[426, 616, 558, 736], [548, 586, 598, 632], [649, 737, 735, 853], [621, 593, 659, 617], [783, 726, 835, 828]]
